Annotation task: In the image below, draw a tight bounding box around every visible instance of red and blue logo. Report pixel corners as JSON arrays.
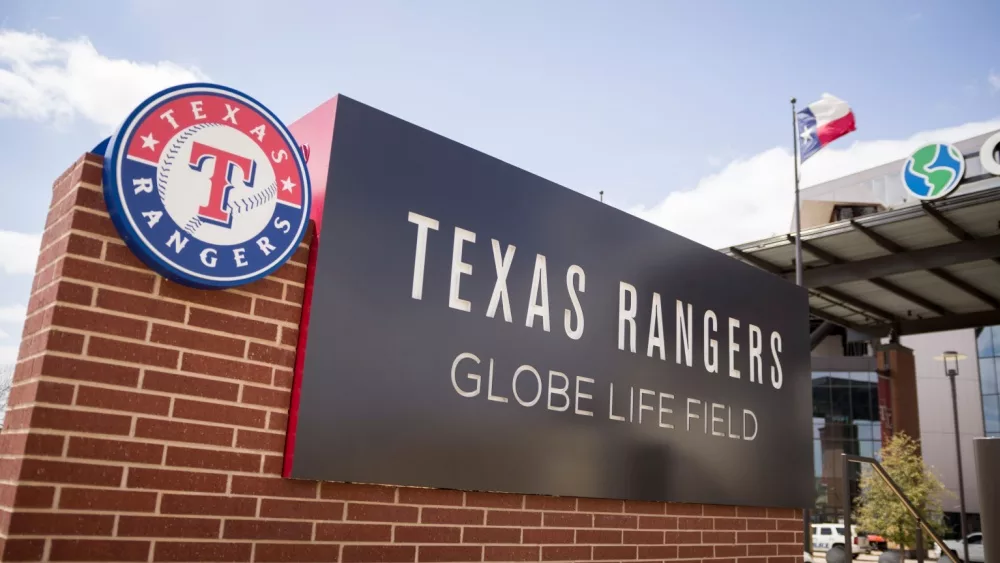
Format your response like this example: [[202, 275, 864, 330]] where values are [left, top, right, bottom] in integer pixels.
[[102, 83, 311, 289]]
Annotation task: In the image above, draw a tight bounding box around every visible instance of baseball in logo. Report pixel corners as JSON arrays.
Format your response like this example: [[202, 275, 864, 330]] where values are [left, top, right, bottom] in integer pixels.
[[102, 83, 311, 289]]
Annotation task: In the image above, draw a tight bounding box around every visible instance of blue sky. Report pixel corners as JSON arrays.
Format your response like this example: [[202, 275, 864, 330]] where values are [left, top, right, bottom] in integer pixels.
[[1, 0, 999, 362]]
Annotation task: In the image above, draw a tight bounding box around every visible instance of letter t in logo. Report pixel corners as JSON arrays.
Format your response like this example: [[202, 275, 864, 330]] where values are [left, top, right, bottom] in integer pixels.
[[189, 142, 256, 227]]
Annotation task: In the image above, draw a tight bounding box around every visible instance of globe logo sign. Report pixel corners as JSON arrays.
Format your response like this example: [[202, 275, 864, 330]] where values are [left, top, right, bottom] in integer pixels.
[[901, 143, 965, 201]]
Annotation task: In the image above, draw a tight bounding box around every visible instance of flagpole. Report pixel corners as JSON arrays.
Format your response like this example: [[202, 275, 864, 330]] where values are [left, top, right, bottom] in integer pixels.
[[791, 97, 803, 287]]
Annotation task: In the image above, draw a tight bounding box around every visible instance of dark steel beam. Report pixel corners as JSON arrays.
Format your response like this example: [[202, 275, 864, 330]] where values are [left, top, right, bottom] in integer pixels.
[[728, 247, 785, 275], [921, 202, 974, 240], [895, 309, 1000, 336], [796, 234, 1000, 287], [810, 321, 839, 350], [809, 307, 887, 337], [791, 234, 952, 316], [922, 202, 1000, 269], [850, 220, 1000, 309], [814, 286, 897, 322]]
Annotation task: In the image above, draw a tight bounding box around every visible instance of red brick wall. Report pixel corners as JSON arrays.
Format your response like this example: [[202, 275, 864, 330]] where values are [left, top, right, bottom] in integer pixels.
[[0, 154, 804, 563]]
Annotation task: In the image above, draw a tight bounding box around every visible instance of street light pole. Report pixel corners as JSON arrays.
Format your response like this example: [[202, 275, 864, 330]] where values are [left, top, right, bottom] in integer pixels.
[[942, 352, 970, 563]]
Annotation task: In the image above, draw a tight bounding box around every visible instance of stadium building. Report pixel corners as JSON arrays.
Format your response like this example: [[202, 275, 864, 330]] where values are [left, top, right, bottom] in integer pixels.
[[725, 127, 1000, 537]]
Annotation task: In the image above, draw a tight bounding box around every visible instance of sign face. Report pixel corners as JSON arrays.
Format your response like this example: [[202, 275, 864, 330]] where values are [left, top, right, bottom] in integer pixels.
[[102, 83, 310, 289], [287, 97, 814, 508], [901, 143, 965, 201]]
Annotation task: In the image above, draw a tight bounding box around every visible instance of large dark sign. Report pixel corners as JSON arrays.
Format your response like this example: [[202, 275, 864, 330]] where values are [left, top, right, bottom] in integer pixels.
[[286, 96, 813, 508]]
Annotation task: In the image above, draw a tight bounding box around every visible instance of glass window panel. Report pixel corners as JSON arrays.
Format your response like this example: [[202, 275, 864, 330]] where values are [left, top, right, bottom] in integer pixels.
[[979, 326, 994, 358], [814, 440, 823, 478], [984, 395, 1000, 435], [849, 372, 869, 382], [855, 421, 873, 440], [873, 422, 882, 442], [813, 418, 824, 439], [830, 385, 851, 420], [981, 358, 999, 396], [812, 371, 830, 380], [852, 383, 875, 421], [829, 371, 852, 386], [868, 372, 879, 383], [873, 439, 882, 459], [993, 325, 1000, 358], [813, 384, 832, 419], [860, 440, 875, 458]]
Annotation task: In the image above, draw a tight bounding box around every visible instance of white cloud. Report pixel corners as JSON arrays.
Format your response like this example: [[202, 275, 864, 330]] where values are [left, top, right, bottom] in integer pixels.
[[0, 345, 18, 365], [0, 230, 41, 274], [0, 304, 26, 324], [630, 119, 1000, 250], [990, 70, 1000, 94], [0, 30, 206, 129]]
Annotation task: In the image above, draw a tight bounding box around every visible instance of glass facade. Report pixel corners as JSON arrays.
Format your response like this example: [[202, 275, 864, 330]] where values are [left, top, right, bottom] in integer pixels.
[[977, 326, 1000, 437], [811, 370, 881, 523]]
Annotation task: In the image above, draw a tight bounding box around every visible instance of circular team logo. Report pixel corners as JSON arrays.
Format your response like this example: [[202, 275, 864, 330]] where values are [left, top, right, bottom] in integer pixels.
[[901, 143, 965, 201], [102, 83, 311, 289]]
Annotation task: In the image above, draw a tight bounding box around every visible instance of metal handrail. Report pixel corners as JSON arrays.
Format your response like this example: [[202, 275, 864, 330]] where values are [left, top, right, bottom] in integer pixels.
[[842, 453, 958, 563]]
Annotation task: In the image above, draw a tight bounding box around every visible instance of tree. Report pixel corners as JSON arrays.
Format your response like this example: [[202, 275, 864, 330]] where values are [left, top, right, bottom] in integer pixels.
[[0, 364, 14, 429], [854, 432, 949, 551]]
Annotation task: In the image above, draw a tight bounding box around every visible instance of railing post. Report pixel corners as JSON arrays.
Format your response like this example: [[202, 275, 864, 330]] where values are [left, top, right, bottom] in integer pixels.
[[916, 525, 925, 563], [842, 453, 852, 549]]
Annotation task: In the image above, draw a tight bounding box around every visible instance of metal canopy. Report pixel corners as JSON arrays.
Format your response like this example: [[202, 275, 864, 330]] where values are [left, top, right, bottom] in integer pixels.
[[722, 183, 1000, 337]]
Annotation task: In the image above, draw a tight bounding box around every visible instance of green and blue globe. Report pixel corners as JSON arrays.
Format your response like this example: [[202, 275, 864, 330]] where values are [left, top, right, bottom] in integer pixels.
[[901, 143, 965, 200]]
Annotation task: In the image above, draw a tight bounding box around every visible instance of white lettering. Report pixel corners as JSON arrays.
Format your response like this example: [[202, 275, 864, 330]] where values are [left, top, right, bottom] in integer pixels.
[[160, 109, 179, 129], [727, 406, 740, 439], [564, 265, 585, 340], [512, 365, 542, 407], [142, 210, 162, 228], [647, 293, 665, 360], [486, 359, 507, 403], [711, 403, 725, 437], [270, 149, 288, 164], [526, 254, 550, 331], [770, 331, 784, 389], [609, 383, 626, 422], [547, 371, 570, 412], [728, 317, 741, 379], [749, 324, 763, 384], [743, 409, 758, 441], [223, 103, 240, 125], [274, 217, 291, 234], [249, 124, 266, 142], [704, 310, 718, 373], [449, 227, 476, 312], [575, 376, 594, 417], [979, 131, 1000, 176], [638, 388, 655, 424], [486, 239, 515, 322], [233, 247, 248, 267], [451, 353, 481, 397], [256, 237, 276, 256], [676, 300, 693, 367], [658, 392, 674, 429], [618, 282, 637, 353], [133, 178, 154, 194], [686, 398, 701, 431], [190, 100, 206, 120], [407, 212, 439, 300], [200, 248, 217, 268], [166, 230, 189, 253]]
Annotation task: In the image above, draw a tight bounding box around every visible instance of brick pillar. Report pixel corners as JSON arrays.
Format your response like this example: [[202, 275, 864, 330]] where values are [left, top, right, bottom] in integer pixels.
[[0, 154, 804, 562]]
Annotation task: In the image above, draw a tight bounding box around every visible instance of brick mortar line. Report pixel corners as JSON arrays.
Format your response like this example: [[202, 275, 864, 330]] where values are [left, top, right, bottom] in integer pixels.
[[9, 433, 285, 457], [48, 301, 301, 338], [58, 251, 309, 291], [20, 390, 286, 417], [36, 346, 289, 375]]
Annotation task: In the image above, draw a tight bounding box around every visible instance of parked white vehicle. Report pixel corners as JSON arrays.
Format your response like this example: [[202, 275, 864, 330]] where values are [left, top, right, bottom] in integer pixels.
[[811, 524, 870, 558], [937, 532, 986, 562]]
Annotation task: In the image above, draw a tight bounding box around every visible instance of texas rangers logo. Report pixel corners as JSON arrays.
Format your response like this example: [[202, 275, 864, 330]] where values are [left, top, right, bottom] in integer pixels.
[[102, 83, 311, 289]]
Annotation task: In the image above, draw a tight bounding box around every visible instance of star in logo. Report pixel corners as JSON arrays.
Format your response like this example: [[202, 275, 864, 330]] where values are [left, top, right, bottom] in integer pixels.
[[140, 133, 159, 151], [280, 177, 296, 193]]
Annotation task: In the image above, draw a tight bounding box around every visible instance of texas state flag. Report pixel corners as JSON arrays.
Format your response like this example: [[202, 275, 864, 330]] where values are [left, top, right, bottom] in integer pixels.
[[796, 94, 856, 162]]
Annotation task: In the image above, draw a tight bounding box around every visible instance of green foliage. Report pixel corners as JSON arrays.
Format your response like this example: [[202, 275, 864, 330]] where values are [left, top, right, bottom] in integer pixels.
[[854, 433, 949, 549]]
